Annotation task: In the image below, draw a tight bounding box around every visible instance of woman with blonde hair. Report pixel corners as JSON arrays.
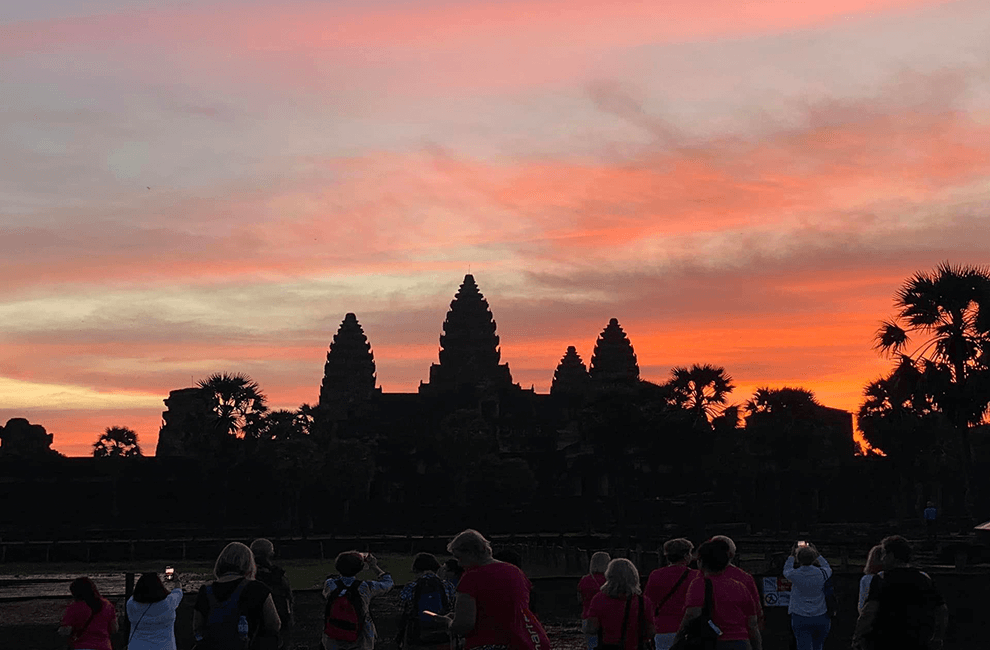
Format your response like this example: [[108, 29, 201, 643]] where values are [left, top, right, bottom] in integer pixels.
[[193, 541, 280, 647], [578, 552, 611, 649], [858, 545, 883, 613], [586, 559, 655, 650], [441, 529, 533, 650]]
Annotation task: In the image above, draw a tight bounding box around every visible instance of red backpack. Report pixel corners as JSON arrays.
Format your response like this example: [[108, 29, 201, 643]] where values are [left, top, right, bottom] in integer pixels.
[[324, 579, 365, 642]]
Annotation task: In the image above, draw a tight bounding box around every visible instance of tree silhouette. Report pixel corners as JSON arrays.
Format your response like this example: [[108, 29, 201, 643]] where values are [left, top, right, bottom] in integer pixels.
[[197, 372, 268, 439], [667, 364, 735, 422], [92, 426, 142, 458], [873, 262, 990, 514]]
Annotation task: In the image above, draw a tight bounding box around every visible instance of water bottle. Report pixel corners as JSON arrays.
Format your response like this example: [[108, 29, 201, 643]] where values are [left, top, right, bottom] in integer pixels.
[[238, 614, 249, 641]]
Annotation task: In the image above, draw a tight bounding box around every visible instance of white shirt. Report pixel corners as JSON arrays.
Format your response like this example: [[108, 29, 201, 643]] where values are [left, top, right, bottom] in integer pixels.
[[125, 588, 183, 650]]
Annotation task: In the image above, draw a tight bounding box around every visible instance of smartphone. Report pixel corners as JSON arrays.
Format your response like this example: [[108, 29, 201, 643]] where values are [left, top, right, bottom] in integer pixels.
[[164, 566, 175, 581], [422, 611, 438, 617], [797, 541, 808, 547]]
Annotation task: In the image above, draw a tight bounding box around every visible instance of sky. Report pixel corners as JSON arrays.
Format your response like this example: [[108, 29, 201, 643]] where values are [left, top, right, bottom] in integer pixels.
[[1, 0, 989, 456]]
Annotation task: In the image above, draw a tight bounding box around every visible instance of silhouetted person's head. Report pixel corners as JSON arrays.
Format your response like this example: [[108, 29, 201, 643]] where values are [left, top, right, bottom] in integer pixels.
[[709, 535, 736, 559], [796, 546, 819, 567], [663, 538, 694, 565], [864, 545, 884, 575], [881, 535, 912, 568], [589, 551, 611, 574], [250, 538, 276, 565], [214, 542, 257, 579], [336, 551, 366, 577], [697, 539, 731, 573], [133, 572, 169, 603], [69, 577, 103, 613], [447, 529, 493, 568], [602, 558, 641, 597], [412, 552, 441, 574], [442, 558, 464, 581]]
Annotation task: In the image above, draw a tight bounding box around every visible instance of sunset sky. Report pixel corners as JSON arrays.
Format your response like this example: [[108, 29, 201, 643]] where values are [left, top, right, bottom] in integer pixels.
[[2, 0, 989, 456]]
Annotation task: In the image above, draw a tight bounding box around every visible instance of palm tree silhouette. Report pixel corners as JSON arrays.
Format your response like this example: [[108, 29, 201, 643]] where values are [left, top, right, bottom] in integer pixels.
[[92, 426, 142, 458], [197, 372, 268, 438], [873, 262, 990, 516], [668, 364, 735, 422]]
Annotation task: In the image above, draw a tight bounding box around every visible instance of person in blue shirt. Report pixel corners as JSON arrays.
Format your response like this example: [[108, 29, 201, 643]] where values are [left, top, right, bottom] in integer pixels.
[[782, 542, 832, 650], [923, 501, 938, 544]]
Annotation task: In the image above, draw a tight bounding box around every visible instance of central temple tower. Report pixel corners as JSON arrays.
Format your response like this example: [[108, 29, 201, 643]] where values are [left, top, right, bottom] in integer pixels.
[[420, 274, 514, 395]]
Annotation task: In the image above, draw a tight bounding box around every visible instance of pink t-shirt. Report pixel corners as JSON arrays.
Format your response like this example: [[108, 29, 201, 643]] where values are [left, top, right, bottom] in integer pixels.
[[724, 565, 762, 617], [61, 598, 116, 650], [587, 593, 654, 650], [644, 566, 701, 633], [457, 561, 531, 649], [684, 574, 756, 642], [578, 573, 606, 618]]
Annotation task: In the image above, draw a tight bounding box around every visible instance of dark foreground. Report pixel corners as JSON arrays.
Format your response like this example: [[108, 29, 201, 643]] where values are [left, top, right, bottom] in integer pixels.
[[3, 572, 987, 649]]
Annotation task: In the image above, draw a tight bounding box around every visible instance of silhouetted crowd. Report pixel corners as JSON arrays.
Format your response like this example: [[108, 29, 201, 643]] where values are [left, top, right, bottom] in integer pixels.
[[58, 530, 947, 650]]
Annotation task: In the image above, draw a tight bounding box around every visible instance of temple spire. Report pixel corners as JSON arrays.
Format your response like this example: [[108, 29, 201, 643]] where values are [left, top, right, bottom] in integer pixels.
[[589, 318, 640, 385], [551, 346, 590, 395], [319, 313, 378, 408], [422, 274, 513, 393]]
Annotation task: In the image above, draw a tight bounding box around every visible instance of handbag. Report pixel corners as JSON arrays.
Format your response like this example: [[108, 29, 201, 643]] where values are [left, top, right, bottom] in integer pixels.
[[671, 578, 719, 650]]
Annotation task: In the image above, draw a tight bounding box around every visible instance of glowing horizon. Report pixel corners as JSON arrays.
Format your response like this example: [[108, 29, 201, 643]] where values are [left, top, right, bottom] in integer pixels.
[[1, 0, 988, 456]]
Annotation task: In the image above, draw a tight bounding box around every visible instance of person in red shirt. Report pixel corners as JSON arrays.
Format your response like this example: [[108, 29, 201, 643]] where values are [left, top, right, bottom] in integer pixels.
[[442, 529, 533, 650], [577, 552, 610, 649], [676, 539, 762, 650], [58, 577, 119, 650], [710, 535, 764, 630], [645, 538, 700, 650], [586, 559, 656, 650]]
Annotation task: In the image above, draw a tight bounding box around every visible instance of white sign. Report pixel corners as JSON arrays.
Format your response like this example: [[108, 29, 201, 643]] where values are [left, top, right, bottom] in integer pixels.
[[762, 576, 792, 607]]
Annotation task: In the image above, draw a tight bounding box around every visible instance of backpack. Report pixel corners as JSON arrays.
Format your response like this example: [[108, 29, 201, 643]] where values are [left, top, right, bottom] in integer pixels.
[[200, 580, 251, 650], [405, 575, 451, 646], [324, 579, 365, 643], [256, 565, 292, 626]]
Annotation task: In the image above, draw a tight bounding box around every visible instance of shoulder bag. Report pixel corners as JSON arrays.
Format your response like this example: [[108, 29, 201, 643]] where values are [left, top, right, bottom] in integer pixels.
[[670, 578, 719, 650]]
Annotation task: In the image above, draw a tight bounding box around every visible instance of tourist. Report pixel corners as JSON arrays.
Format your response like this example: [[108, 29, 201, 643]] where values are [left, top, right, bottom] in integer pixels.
[[397, 552, 457, 650], [585, 558, 655, 650], [322, 551, 393, 650], [858, 545, 883, 613], [854, 535, 947, 650], [440, 558, 464, 589], [440, 529, 532, 649], [59, 577, 118, 650], [578, 551, 611, 649], [644, 538, 699, 650], [125, 571, 184, 650], [251, 538, 295, 650], [676, 538, 761, 650], [782, 542, 831, 650], [923, 501, 938, 544], [193, 541, 280, 648], [709, 535, 763, 629]]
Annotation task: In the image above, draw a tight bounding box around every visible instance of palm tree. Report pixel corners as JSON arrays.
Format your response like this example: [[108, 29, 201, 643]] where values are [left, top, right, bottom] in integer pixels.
[[197, 372, 268, 438], [92, 426, 142, 458], [668, 364, 735, 422], [873, 262, 990, 515]]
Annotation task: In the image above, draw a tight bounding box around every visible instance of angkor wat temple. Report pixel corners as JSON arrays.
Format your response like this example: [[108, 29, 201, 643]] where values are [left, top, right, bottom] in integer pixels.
[[157, 274, 649, 462]]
